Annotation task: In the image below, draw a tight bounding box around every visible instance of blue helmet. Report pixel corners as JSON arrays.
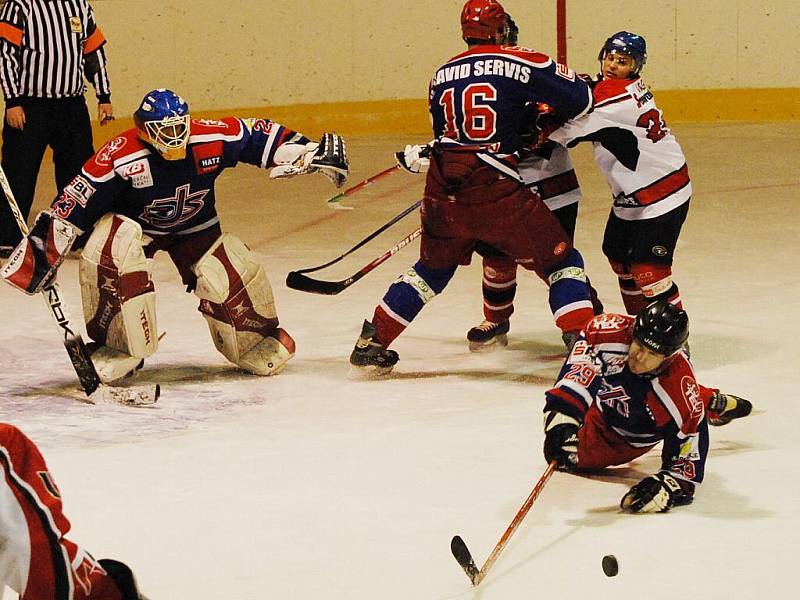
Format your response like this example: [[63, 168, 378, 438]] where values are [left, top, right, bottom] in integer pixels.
[[133, 89, 190, 160], [598, 31, 647, 75]]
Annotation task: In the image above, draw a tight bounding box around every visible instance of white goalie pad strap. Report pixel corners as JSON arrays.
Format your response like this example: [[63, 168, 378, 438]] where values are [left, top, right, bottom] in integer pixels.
[[547, 265, 586, 286], [80, 213, 157, 358], [192, 233, 278, 364]]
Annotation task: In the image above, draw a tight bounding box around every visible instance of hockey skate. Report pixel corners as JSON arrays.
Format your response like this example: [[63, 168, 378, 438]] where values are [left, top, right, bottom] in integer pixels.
[[349, 320, 398, 377], [87, 343, 145, 384], [708, 391, 752, 426], [467, 319, 510, 352], [562, 331, 580, 353]]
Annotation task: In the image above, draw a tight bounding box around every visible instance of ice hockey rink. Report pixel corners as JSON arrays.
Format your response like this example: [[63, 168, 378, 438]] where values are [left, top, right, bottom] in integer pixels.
[[1, 122, 799, 598]]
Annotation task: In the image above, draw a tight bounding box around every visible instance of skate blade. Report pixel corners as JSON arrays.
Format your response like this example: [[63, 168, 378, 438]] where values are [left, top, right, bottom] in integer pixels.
[[468, 334, 509, 353], [347, 364, 395, 380]]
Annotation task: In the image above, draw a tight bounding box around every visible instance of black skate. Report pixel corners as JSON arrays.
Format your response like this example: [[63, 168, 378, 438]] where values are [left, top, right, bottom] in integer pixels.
[[708, 391, 752, 426], [467, 319, 510, 352], [349, 320, 399, 377]]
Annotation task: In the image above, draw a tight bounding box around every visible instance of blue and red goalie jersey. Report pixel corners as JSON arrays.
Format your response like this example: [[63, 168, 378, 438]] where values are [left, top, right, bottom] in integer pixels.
[[49, 117, 310, 236], [428, 45, 592, 159]]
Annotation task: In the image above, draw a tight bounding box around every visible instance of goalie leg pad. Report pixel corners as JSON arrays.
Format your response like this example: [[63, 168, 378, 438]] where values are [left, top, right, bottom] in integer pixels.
[[80, 213, 157, 360], [193, 233, 294, 374]]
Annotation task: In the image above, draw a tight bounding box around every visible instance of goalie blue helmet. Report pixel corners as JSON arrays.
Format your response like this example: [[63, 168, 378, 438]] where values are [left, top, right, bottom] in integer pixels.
[[598, 31, 647, 75], [133, 89, 190, 160]]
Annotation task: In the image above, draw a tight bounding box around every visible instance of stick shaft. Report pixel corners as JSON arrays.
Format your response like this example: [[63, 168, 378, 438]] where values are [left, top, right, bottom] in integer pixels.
[[474, 461, 557, 585], [296, 199, 421, 275], [0, 164, 102, 396], [326, 164, 400, 205], [287, 227, 421, 295]]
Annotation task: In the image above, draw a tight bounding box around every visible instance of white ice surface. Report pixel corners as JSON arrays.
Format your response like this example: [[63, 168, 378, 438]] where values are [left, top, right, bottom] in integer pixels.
[[1, 125, 799, 599]]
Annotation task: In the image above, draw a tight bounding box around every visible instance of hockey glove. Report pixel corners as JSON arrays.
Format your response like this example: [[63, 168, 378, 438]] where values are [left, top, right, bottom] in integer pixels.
[[1, 211, 77, 294], [395, 144, 431, 174], [308, 132, 349, 187], [620, 472, 693, 513], [543, 410, 580, 470]]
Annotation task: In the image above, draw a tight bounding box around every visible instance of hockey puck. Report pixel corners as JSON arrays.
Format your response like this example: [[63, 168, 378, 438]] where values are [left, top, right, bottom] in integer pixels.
[[602, 554, 619, 577]]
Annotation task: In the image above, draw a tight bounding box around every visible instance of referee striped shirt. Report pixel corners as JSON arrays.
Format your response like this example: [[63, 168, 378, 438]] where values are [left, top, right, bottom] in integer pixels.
[[0, 0, 110, 107]]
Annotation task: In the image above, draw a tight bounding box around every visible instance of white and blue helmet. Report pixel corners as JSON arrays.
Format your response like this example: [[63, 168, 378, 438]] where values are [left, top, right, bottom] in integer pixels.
[[134, 89, 190, 160]]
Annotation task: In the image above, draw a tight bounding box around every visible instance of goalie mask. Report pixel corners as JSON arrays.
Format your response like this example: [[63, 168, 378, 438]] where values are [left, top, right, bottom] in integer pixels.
[[598, 31, 648, 76], [460, 0, 509, 45], [134, 89, 190, 160]]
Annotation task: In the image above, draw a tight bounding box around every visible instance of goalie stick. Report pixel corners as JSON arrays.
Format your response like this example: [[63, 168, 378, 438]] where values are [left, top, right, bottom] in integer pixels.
[[451, 461, 557, 586], [326, 164, 401, 210], [0, 165, 159, 406], [287, 227, 421, 295]]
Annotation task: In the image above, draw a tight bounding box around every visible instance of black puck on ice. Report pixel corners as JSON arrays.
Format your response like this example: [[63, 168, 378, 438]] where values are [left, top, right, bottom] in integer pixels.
[[602, 555, 619, 577]]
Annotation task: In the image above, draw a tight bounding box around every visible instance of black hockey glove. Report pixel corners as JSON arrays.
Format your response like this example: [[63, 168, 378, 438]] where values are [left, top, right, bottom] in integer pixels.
[[620, 473, 693, 513], [543, 410, 579, 470], [308, 132, 349, 188]]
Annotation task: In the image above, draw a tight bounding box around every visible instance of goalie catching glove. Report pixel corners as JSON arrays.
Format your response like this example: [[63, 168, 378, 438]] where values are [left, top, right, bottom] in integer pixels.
[[620, 472, 694, 513], [395, 143, 431, 173], [1, 211, 78, 294], [269, 132, 349, 187], [543, 410, 579, 470]]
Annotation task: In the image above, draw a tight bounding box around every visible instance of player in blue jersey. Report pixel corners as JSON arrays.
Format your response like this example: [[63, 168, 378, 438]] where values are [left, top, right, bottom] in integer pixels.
[[350, 0, 596, 376], [2, 88, 349, 381], [543, 301, 752, 513]]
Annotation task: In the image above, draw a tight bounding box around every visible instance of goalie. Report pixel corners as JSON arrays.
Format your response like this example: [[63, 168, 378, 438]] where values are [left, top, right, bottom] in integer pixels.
[[1, 88, 349, 382]]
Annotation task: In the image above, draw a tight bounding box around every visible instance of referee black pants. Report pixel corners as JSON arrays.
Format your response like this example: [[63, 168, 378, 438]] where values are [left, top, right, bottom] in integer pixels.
[[0, 96, 94, 248]]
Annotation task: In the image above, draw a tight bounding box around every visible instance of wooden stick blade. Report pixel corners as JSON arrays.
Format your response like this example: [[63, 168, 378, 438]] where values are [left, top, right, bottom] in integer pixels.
[[450, 535, 480, 585]]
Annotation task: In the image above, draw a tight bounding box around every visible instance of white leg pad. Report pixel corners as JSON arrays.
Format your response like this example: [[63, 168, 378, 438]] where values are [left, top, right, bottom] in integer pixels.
[[79, 213, 158, 361], [193, 233, 294, 374]]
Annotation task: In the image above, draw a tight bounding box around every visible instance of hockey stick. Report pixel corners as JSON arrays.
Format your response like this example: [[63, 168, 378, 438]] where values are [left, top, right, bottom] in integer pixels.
[[326, 164, 401, 210], [0, 165, 159, 406], [288, 197, 421, 278], [451, 460, 557, 586], [287, 226, 421, 295]]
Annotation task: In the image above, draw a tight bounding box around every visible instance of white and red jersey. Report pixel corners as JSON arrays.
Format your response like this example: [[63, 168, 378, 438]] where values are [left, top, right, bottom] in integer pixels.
[[549, 77, 690, 221], [50, 117, 309, 238], [544, 313, 709, 488], [0, 424, 123, 599], [519, 141, 581, 211]]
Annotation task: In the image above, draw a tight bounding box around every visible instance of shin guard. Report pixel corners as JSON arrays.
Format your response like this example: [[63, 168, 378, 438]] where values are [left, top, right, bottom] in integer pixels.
[[80, 214, 157, 360], [193, 233, 294, 375]]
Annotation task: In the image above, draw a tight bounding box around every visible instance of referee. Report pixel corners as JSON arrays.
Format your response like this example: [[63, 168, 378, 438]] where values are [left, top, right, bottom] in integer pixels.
[[0, 0, 113, 256]]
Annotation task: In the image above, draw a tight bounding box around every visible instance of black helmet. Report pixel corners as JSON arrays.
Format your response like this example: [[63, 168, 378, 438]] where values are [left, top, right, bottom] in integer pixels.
[[633, 300, 688, 356]]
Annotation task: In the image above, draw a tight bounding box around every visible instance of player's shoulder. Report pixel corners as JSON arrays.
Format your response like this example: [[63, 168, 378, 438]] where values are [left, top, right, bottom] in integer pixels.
[[592, 77, 638, 106], [84, 129, 148, 178], [188, 117, 245, 143], [585, 313, 634, 339], [651, 354, 704, 425], [447, 44, 552, 65]]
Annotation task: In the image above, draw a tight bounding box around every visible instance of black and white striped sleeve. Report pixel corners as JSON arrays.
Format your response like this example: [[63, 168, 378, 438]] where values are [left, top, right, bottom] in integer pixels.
[[0, 0, 25, 105], [82, 2, 110, 102]]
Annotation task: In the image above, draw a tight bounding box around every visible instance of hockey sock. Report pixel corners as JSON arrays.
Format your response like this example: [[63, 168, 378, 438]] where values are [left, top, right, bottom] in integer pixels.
[[543, 248, 594, 333], [481, 255, 517, 322], [372, 261, 456, 346]]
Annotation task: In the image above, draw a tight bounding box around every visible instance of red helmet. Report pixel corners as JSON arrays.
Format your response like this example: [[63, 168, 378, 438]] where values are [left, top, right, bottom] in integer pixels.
[[460, 0, 508, 44]]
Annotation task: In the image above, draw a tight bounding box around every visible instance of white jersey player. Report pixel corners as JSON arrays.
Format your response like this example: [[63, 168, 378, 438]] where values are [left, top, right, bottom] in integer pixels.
[[548, 31, 690, 316]]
